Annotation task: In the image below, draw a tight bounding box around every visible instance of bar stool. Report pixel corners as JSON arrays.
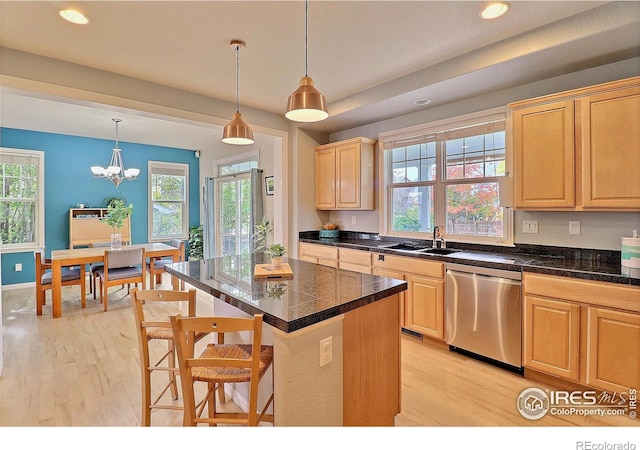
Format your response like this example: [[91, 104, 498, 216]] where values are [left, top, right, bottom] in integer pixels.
[[170, 313, 274, 426], [130, 288, 205, 426]]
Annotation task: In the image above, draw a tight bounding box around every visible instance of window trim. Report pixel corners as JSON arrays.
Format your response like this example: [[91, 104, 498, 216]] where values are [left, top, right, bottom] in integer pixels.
[[147, 161, 189, 242], [0, 147, 45, 253], [379, 107, 514, 246]]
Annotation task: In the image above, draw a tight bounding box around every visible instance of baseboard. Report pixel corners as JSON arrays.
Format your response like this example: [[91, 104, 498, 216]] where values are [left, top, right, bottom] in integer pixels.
[[1, 281, 35, 291]]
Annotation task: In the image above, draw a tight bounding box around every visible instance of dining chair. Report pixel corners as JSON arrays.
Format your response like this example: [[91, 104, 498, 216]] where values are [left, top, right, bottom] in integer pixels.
[[88, 241, 111, 298], [130, 288, 206, 426], [34, 249, 86, 315], [170, 313, 274, 426], [97, 247, 146, 311], [147, 239, 185, 289]]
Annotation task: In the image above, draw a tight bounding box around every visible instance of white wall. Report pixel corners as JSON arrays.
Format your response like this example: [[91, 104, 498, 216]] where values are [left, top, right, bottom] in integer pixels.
[[326, 58, 640, 250]]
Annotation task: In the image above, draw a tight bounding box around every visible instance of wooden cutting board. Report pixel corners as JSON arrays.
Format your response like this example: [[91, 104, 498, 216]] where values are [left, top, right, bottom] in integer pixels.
[[253, 263, 294, 279]]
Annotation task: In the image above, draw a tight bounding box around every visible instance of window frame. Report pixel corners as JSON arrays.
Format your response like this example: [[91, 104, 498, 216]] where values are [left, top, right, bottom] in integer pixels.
[[380, 108, 514, 246], [0, 147, 45, 253], [147, 161, 189, 242]]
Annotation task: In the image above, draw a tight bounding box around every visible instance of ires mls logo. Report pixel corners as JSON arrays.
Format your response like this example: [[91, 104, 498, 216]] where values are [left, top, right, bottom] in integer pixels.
[[517, 387, 550, 420], [517, 387, 636, 420]]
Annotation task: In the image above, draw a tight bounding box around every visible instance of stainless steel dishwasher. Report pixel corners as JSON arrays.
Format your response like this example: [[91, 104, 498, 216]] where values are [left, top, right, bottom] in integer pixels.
[[445, 263, 523, 371]]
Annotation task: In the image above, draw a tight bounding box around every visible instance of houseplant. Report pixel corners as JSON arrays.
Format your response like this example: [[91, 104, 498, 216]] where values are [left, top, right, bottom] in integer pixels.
[[252, 218, 286, 268], [188, 225, 204, 260], [102, 199, 133, 249]]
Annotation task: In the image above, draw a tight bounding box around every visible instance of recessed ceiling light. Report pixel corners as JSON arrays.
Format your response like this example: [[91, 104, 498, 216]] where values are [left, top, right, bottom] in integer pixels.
[[480, 2, 510, 20], [59, 9, 90, 25], [413, 98, 432, 106]]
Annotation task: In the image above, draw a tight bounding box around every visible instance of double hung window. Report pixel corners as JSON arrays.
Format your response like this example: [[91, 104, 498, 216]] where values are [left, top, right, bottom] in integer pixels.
[[148, 161, 189, 241], [0, 148, 44, 250], [383, 111, 512, 245]]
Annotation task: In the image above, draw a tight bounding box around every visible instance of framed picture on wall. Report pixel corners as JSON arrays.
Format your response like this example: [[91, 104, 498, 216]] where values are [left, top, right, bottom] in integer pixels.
[[265, 176, 275, 196]]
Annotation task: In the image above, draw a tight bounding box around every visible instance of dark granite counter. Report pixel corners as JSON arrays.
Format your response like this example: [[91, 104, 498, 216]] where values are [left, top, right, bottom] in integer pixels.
[[165, 252, 407, 333], [299, 231, 640, 287]]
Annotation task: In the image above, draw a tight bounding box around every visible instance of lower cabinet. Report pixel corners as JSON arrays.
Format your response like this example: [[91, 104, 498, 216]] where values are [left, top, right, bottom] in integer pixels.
[[587, 307, 640, 392], [523, 273, 640, 392], [523, 295, 580, 380], [373, 253, 445, 340], [299, 242, 338, 268]]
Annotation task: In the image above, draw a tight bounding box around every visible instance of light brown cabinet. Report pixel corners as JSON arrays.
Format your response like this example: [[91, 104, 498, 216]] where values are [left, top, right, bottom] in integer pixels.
[[69, 208, 131, 249], [524, 295, 580, 380], [509, 76, 640, 211], [314, 137, 376, 210], [338, 248, 372, 274], [586, 307, 640, 392], [523, 272, 640, 391], [373, 253, 445, 340], [298, 242, 338, 268]]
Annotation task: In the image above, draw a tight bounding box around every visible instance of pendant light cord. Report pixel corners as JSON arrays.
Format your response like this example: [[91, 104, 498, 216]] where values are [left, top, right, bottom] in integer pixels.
[[235, 44, 240, 113], [113, 118, 121, 148], [305, 0, 308, 76]]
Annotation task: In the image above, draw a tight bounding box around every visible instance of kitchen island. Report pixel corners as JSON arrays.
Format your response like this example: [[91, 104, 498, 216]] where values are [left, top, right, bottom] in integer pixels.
[[165, 253, 407, 426]]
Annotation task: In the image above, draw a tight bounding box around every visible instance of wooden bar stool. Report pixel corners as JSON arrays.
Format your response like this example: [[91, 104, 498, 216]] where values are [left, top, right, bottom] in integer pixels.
[[170, 313, 274, 426], [130, 288, 205, 426]]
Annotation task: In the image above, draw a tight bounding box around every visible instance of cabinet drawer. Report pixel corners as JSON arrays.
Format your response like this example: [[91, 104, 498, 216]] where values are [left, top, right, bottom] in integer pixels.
[[339, 261, 372, 275], [523, 273, 640, 313], [339, 248, 371, 266], [300, 243, 338, 260], [372, 253, 444, 279]]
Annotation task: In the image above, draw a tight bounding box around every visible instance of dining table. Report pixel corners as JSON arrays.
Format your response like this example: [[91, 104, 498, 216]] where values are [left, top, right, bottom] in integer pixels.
[[48, 242, 180, 318]]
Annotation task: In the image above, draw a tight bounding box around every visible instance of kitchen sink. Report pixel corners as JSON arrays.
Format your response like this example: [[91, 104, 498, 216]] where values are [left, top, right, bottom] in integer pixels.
[[378, 243, 429, 252], [418, 248, 461, 255]]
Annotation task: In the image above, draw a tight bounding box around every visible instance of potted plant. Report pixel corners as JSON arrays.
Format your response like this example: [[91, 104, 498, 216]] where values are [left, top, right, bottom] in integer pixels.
[[266, 243, 286, 268], [252, 218, 286, 268], [101, 199, 133, 249], [188, 225, 204, 260]]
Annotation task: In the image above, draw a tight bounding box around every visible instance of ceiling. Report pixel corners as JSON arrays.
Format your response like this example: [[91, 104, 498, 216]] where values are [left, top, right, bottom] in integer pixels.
[[1, 1, 639, 150]]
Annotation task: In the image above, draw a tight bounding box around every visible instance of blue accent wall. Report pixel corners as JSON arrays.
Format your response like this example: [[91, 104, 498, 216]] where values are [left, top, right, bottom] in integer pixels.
[[1, 127, 200, 285]]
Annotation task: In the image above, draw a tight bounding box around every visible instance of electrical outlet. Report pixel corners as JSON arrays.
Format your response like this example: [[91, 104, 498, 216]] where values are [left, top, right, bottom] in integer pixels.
[[15, 263, 22, 272], [523, 220, 538, 234], [351, 215, 357, 224], [320, 336, 332, 367], [569, 221, 581, 235]]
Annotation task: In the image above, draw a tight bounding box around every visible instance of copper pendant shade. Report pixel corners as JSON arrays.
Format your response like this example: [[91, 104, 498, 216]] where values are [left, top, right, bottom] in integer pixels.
[[222, 40, 254, 145], [285, 0, 328, 123]]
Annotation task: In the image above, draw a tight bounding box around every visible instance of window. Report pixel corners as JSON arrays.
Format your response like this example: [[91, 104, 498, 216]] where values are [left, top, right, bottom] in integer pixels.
[[148, 161, 188, 241], [218, 159, 258, 175], [0, 148, 45, 251], [382, 111, 512, 245]]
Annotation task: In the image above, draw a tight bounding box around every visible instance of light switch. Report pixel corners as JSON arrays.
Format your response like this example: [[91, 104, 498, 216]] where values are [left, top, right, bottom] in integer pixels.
[[523, 220, 538, 234], [320, 336, 332, 367]]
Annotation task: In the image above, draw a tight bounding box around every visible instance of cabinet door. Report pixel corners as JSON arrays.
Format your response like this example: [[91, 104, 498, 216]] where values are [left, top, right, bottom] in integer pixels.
[[513, 100, 575, 208], [587, 307, 640, 392], [315, 147, 336, 209], [523, 295, 580, 380], [581, 86, 640, 209], [405, 274, 444, 340], [335, 142, 361, 208], [373, 268, 407, 328]]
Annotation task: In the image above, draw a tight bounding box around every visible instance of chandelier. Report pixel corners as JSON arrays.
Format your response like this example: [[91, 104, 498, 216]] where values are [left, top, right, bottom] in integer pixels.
[[90, 118, 140, 187]]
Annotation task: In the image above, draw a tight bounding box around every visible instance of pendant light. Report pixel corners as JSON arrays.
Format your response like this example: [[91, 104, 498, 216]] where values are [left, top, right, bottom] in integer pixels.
[[90, 118, 139, 187], [285, 0, 328, 122], [222, 40, 254, 145]]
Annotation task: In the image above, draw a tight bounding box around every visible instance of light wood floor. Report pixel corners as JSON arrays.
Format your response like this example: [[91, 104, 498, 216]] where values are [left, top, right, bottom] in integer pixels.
[[1, 275, 637, 428]]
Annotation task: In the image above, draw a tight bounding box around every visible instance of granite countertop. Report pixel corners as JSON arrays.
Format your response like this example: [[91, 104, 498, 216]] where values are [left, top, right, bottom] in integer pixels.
[[299, 232, 639, 287], [165, 253, 407, 333]]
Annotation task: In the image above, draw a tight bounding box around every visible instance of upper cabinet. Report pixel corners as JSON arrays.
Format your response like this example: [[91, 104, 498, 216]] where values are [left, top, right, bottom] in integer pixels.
[[509, 77, 640, 211], [315, 137, 376, 210]]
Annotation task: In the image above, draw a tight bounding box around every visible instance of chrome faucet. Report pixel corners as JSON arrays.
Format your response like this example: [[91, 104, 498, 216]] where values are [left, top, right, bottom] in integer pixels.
[[433, 225, 445, 249]]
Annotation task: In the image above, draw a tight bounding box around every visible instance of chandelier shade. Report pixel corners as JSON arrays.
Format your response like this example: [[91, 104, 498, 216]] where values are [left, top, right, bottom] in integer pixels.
[[222, 40, 254, 145], [90, 118, 139, 187], [285, 0, 328, 123]]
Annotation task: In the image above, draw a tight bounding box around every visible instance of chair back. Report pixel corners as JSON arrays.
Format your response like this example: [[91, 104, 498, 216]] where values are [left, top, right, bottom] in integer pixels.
[[170, 313, 267, 426], [34, 249, 48, 285], [170, 239, 185, 262], [105, 247, 144, 269], [131, 288, 197, 341]]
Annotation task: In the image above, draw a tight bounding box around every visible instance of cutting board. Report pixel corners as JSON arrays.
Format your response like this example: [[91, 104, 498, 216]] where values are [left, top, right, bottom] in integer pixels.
[[253, 263, 294, 279]]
